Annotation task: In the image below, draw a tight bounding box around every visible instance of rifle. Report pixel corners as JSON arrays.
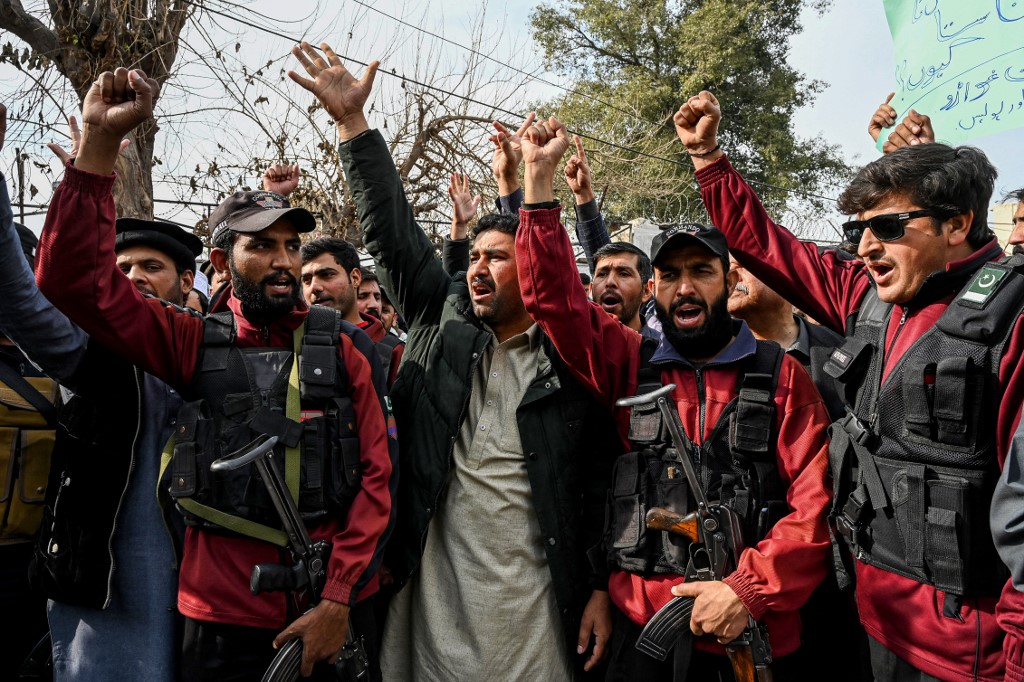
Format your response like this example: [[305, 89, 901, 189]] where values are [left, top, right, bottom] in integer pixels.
[[211, 434, 368, 682], [616, 384, 773, 682]]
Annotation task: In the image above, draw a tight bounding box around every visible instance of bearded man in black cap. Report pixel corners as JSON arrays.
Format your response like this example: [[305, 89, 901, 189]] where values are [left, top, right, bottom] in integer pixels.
[[516, 114, 834, 680], [36, 66, 395, 681]]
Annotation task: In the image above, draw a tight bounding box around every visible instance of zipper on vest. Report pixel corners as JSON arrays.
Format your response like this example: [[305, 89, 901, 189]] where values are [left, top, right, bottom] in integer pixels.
[[695, 368, 707, 490], [873, 307, 909, 429], [263, 326, 271, 344]]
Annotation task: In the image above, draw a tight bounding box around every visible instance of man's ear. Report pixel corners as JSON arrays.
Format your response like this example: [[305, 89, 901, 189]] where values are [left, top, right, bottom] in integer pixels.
[[946, 211, 973, 247], [349, 267, 362, 289], [180, 270, 195, 298], [210, 248, 230, 277], [642, 278, 654, 302], [726, 267, 739, 293]]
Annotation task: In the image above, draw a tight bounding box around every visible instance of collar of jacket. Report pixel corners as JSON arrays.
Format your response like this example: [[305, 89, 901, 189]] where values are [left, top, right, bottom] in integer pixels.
[[207, 282, 309, 336], [649, 319, 757, 369], [899, 237, 1004, 310]]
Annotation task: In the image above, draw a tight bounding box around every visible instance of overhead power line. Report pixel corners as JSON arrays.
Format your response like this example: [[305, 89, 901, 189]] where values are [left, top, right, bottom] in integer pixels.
[[194, 0, 842, 210]]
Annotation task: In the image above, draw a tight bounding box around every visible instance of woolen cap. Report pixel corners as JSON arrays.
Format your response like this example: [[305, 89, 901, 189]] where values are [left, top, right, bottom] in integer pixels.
[[650, 222, 729, 266], [115, 218, 204, 273], [209, 190, 315, 244]]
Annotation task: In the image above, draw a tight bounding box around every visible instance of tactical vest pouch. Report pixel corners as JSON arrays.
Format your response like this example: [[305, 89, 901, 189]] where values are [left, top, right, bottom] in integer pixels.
[[864, 455, 999, 597], [628, 404, 663, 443], [609, 450, 646, 552], [934, 357, 971, 447], [0, 376, 57, 542], [169, 401, 215, 503]]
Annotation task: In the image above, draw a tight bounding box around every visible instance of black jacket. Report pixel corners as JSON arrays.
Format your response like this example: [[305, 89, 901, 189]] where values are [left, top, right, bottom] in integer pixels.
[[29, 342, 178, 608], [340, 129, 619, 654]]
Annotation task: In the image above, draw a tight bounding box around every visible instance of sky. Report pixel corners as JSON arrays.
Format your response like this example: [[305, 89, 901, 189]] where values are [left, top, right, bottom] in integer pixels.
[[2, 0, 1022, 235]]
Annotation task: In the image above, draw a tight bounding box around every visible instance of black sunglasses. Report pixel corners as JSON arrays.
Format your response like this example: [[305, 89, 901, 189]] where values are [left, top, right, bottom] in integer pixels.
[[841, 209, 939, 244]]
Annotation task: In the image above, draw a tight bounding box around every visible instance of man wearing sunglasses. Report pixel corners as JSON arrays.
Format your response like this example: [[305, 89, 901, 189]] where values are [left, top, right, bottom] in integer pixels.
[[673, 90, 1024, 682]]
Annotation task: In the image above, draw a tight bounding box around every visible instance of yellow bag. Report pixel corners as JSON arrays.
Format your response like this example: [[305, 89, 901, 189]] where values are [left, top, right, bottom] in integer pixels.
[[0, 375, 57, 543]]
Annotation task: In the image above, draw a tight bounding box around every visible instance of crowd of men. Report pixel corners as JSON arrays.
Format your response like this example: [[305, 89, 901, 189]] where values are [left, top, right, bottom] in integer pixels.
[[3, 39, 1024, 682]]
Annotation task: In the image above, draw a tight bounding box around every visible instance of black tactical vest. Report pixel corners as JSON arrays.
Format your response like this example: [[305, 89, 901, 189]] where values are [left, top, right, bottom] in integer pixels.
[[828, 260, 1024, 599], [167, 307, 361, 537], [607, 339, 787, 575]]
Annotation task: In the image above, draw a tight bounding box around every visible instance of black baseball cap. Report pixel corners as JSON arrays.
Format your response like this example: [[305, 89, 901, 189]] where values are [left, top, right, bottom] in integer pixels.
[[209, 190, 315, 244], [649, 222, 728, 266], [115, 218, 204, 273]]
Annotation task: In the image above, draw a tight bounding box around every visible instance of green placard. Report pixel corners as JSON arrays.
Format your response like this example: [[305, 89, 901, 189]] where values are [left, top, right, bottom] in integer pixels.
[[878, 0, 1024, 150]]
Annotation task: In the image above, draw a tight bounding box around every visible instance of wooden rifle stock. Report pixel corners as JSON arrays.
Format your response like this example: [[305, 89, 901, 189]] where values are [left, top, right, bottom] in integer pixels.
[[725, 645, 773, 682], [645, 506, 700, 542]]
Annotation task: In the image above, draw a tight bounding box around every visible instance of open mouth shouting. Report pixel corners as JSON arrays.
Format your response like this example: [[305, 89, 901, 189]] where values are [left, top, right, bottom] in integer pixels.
[[865, 259, 896, 287], [599, 290, 623, 313], [672, 300, 707, 330], [471, 276, 495, 305], [263, 271, 297, 297]]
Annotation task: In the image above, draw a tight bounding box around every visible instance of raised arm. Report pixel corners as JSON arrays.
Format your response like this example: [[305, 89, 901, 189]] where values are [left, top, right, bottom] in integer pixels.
[[0, 104, 87, 383], [35, 69, 204, 389], [262, 162, 300, 197], [564, 134, 610, 272], [289, 42, 450, 328], [675, 91, 871, 332], [516, 116, 640, 410], [442, 172, 478, 276], [868, 92, 935, 153]]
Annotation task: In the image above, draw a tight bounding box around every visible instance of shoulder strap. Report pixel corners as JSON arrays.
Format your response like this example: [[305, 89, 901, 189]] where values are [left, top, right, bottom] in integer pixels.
[[299, 306, 344, 401], [730, 341, 784, 458], [0, 360, 57, 426], [636, 336, 661, 394], [199, 311, 236, 373]]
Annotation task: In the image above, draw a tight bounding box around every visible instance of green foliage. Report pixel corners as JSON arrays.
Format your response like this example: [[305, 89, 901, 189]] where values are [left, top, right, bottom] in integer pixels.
[[529, 0, 850, 224]]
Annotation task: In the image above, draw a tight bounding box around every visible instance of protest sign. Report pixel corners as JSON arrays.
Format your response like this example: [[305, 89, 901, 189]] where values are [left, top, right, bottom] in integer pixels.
[[878, 0, 1024, 149]]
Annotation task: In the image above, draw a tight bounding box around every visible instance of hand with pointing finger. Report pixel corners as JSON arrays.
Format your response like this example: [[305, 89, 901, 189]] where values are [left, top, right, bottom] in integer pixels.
[[670, 579, 750, 643], [288, 41, 378, 141], [868, 92, 935, 153], [563, 134, 595, 205]]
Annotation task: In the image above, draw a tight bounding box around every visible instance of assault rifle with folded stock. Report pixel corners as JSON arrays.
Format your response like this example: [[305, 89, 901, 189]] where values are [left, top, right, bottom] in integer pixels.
[[211, 434, 368, 682], [616, 384, 773, 682]]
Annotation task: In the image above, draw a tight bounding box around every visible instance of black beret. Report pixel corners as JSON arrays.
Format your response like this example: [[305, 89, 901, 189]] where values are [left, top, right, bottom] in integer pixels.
[[114, 218, 204, 274]]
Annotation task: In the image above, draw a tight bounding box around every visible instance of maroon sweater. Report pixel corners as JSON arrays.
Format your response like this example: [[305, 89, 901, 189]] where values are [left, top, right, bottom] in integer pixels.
[[36, 163, 393, 628], [696, 154, 1024, 681]]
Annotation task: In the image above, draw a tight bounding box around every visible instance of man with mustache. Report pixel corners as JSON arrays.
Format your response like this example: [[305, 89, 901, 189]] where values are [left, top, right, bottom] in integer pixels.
[[35, 67, 394, 680], [727, 256, 844, 421], [288, 42, 619, 680], [515, 115, 834, 679], [590, 242, 657, 337], [679, 90, 1024, 681], [302, 237, 404, 387], [1005, 188, 1024, 254]]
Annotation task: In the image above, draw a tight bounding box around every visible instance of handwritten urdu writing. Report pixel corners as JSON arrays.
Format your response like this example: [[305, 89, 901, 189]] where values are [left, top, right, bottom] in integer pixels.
[[877, 0, 1024, 149]]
